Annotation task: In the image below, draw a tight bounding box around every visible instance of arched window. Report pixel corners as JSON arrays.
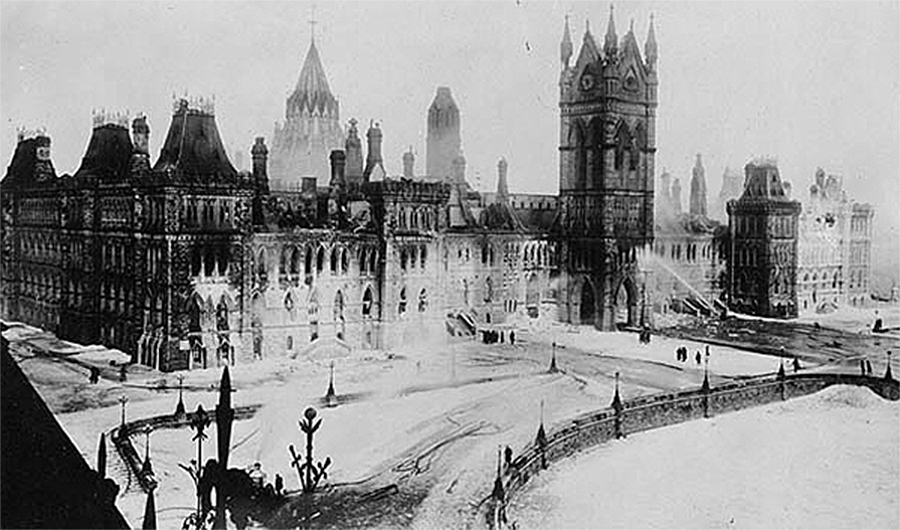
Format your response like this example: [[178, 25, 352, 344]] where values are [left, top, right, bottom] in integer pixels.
[[330, 247, 338, 274], [341, 248, 349, 275], [615, 123, 629, 171], [420, 245, 427, 269], [418, 288, 428, 312], [291, 247, 301, 275], [410, 246, 418, 269], [218, 246, 229, 276], [256, 248, 267, 278], [305, 246, 313, 275], [398, 288, 408, 315], [359, 248, 368, 274], [401, 248, 408, 271], [316, 246, 325, 273], [362, 287, 373, 317]]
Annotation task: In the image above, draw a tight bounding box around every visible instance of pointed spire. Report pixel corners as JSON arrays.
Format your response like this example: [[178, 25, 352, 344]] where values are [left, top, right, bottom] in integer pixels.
[[142, 488, 157, 530], [645, 12, 658, 69], [604, 4, 618, 60], [611, 371, 622, 411], [97, 433, 107, 479], [561, 14, 573, 68]]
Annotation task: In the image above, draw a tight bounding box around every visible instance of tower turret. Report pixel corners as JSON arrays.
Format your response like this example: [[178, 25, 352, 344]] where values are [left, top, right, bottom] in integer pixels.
[[402, 147, 415, 178], [671, 177, 683, 215], [451, 152, 466, 187], [363, 121, 385, 182], [690, 153, 708, 218], [344, 118, 364, 182], [496, 157, 509, 203], [251, 137, 268, 182], [132, 115, 150, 155], [426, 87, 461, 182]]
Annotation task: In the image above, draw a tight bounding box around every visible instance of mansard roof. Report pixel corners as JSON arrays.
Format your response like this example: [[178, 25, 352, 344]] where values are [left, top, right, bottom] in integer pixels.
[[75, 124, 133, 180], [2, 135, 55, 187], [153, 99, 237, 180], [287, 40, 338, 118]]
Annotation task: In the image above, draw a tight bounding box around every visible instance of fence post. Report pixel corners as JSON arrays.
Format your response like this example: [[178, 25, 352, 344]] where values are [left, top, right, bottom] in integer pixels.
[[612, 372, 624, 439]]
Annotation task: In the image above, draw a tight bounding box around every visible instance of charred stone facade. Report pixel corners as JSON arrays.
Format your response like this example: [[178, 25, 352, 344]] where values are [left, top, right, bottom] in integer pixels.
[[555, 11, 658, 329], [796, 168, 874, 313], [727, 160, 801, 318]]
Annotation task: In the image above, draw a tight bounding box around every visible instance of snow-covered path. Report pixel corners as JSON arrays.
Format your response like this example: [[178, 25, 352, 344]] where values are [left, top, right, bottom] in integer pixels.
[[511, 385, 900, 530]]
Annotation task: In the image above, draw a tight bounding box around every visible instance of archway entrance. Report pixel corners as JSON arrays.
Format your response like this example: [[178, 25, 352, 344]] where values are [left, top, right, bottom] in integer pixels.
[[613, 277, 638, 328], [526, 274, 540, 318], [580, 281, 595, 325]]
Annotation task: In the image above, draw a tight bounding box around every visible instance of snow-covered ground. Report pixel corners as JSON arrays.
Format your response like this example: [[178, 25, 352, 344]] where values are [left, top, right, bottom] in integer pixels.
[[7, 314, 885, 529], [511, 385, 900, 530]]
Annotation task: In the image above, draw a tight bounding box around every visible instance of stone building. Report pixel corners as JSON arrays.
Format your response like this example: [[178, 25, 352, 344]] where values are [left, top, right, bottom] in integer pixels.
[[269, 38, 344, 191], [796, 168, 874, 313], [2, 11, 660, 370], [726, 159, 801, 318], [426, 87, 463, 184], [650, 157, 727, 317], [711, 166, 742, 222], [555, 10, 658, 329]]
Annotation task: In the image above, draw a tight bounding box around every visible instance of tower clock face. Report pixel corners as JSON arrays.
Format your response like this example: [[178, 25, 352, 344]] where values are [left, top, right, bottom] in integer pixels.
[[580, 74, 595, 91]]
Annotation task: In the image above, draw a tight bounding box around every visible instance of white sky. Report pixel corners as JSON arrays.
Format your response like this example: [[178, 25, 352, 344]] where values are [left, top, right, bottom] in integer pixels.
[[2, 1, 898, 263]]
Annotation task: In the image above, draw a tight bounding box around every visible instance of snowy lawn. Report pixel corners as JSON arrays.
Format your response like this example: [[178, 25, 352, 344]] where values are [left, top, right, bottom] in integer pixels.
[[511, 385, 900, 530]]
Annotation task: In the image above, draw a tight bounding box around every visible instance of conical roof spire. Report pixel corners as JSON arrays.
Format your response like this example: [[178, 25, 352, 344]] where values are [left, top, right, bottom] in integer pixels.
[[645, 13, 658, 68], [604, 4, 618, 60], [287, 40, 338, 119], [561, 15, 573, 68]]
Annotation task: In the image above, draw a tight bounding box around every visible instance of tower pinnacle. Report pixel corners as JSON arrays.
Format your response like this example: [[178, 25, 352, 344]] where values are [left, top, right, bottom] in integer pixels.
[[645, 13, 658, 69], [604, 4, 618, 60], [561, 14, 573, 68]]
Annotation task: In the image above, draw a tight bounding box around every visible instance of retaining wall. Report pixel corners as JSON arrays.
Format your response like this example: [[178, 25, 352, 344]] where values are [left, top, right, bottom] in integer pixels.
[[483, 372, 898, 529]]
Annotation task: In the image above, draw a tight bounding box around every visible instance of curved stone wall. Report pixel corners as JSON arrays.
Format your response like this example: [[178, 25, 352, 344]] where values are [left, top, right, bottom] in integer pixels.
[[482, 372, 898, 529]]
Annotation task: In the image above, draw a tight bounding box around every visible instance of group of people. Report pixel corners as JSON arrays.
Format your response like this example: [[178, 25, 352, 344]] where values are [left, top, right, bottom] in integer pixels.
[[675, 346, 703, 365], [482, 329, 515, 345], [638, 328, 652, 344], [860, 358, 874, 375]]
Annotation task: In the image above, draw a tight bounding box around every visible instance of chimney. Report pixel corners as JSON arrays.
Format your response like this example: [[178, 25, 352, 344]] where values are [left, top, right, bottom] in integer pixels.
[[402, 147, 415, 178], [330, 150, 346, 189], [345, 118, 364, 181], [451, 152, 466, 186], [131, 115, 150, 155], [251, 137, 268, 178], [366, 121, 382, 168], [496, 157, 509, 203]]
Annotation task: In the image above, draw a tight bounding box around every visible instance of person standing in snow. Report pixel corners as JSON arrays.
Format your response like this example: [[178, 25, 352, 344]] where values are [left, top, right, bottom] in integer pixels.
[[793, 357, 801, 373]]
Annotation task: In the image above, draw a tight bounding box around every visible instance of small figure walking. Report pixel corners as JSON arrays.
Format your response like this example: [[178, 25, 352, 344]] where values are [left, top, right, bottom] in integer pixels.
[[119, 364, 127, 382], [793, 356, 801, 373], [504, 446, 513, 468], [695, 351, 702, 365], [510, 331, 516, 345], [866, 359, 873, 375], [274, 474, 284, 496]]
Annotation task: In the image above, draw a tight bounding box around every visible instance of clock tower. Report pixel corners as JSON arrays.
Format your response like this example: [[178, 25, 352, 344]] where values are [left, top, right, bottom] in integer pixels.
[[556, 9, 658, 330]]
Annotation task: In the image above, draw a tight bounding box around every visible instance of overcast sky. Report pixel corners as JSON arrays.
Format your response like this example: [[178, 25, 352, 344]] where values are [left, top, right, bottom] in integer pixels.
[[2, 1, 898, 264]]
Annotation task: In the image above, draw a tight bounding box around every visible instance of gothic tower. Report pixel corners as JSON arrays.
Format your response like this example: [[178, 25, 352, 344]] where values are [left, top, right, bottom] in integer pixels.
[[727, 159, 801, 318], [426, 87, 462, 183], [556, 9, 658, 330], [690, 153, 707, 218], [269, 36, 344, 190]]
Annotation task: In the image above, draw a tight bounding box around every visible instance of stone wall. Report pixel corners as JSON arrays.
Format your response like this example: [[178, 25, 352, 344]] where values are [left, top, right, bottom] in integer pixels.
[[481, 371, 898, 529]]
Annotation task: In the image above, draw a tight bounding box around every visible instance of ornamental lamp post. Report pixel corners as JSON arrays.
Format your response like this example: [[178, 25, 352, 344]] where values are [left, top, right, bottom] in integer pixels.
[[119, 395, 129, 427]]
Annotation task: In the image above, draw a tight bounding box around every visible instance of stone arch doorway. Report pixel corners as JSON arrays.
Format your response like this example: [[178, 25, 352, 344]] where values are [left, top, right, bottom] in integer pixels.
[[251, 293, 264, 360], [333, 290, 346, 340], [580, 279, 595, 325], [526, 273, 540, 318], [613, 276, 639, 328]]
